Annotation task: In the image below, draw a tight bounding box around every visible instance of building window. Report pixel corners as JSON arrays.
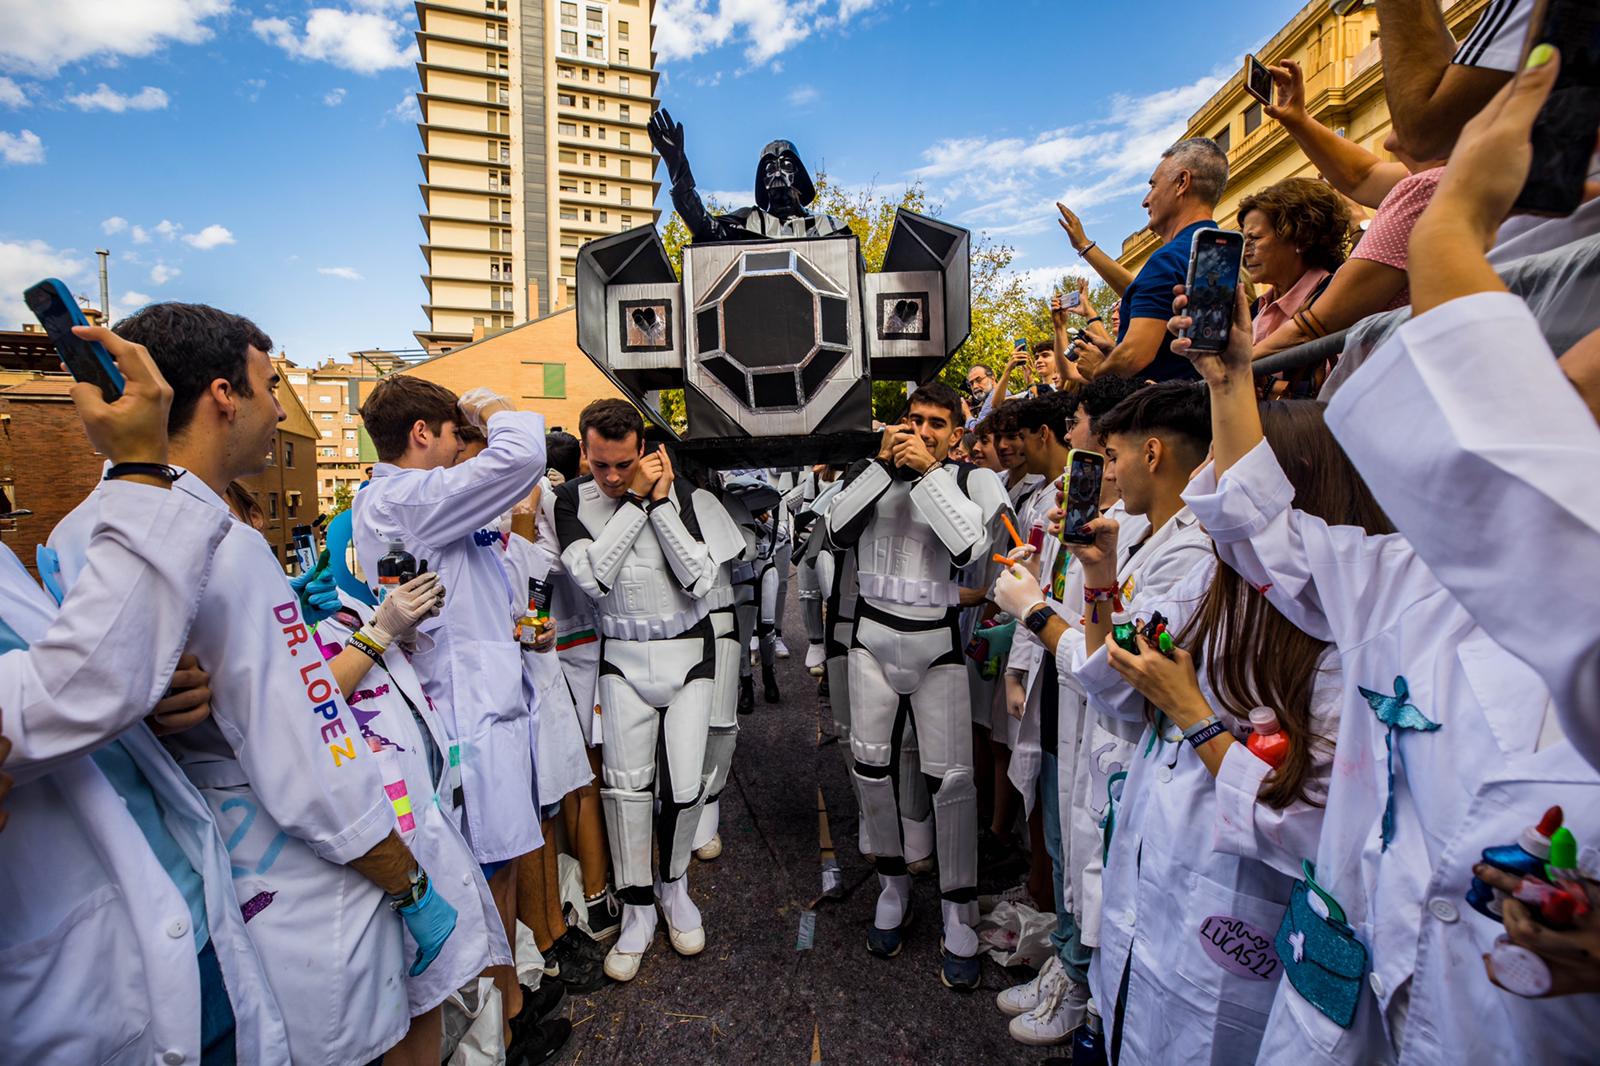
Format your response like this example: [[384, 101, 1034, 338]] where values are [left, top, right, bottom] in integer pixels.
[[286, 492, 300, 518], [583, 209, 591, 221], [618, 48, 629, 64], [561, 208, 578, 220], [619, 104, 630, 121], [598, 154, 607, 166], [619, 159, 630, 177], [284, 441, 296, 468], [582, 180, 591, 192], [581, 95, 590, 109], [596, 127, 606, 141], [319, 411, 333, 420], [559, 92, 574, 106], [559, 149, 577, 163], [560, 179, 577, 193], [558, 65, 575, 78], [560, 1, 577, 25], [561, 30, 577, 52], [582, 152, 591, 165], [1214, 126, 1230, 154], [620, 188, 631, 205], [598, 181, 607, 195], [581, 124, 590, 137], [559, 122, 577, 136], [523, 361, 568, 398], [621, 213, 632, 227], [1244, 102, 1263, 135], [619, 131, 630, 147], [596, 98, 606, 112], [617, 21, 629, 39], [597, 71, 604, 84], [268, 493, 279, 519], [580, 67, 589, 81], [619, 76, 630, 92], [345, 447, 357, 458], [599, 210, 607, 222]]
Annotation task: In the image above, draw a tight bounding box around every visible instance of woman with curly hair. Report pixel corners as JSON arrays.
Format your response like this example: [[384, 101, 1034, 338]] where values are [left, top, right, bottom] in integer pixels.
[[1236, 177, 1355, 346]]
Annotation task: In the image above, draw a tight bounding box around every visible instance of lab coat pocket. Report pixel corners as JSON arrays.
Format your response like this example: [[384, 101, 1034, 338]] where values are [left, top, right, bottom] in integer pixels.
[[1456, 634, 1547, 760], [1175, 869, 1287, 1022], [0, 883, 149, 1063]]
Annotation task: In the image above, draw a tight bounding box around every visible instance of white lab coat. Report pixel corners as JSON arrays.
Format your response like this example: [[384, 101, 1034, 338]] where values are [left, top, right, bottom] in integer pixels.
[[1076, 557, 1346, 1066], [0, 479, 291, 1066], [537, 483, 602, 743], [53, 475, 410, 1066], [354, 409, 546, 863], [1182, 439, 1600, 1066], [1327, 292, 1600, 774], [1005, 475, 1066, 805], [500, 530, 594, 807], [1062, 506, 1202, 949], [311, 603, 512, 1014]]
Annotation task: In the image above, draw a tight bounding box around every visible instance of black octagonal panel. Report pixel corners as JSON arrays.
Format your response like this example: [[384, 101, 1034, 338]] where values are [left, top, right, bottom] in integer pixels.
[[724, 274, 815, 371]]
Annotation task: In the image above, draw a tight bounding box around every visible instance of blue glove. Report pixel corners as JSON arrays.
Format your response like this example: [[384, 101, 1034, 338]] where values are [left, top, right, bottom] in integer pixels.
[[398, 879, 457, 976], [289, 558, 340, 624]]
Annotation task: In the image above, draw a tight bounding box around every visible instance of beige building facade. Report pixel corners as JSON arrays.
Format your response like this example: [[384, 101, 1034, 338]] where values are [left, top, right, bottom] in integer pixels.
[[415, 0, 661, 351], [1118, 0, 1494, 274]]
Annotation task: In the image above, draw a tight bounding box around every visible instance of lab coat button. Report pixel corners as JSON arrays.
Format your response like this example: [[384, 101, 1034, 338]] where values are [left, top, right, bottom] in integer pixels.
[[163, 1051, 185, 1064], [1156, 766, 1173, 784], [1369, 972, 1385, 998], [166, 919, 187, 939], [1124, 909, 1137, 927], [1428, 898, 1459, 923]]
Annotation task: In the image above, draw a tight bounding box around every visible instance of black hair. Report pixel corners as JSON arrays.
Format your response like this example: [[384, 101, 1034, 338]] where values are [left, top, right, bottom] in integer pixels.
[[1078, 375, 1144, 420], [906, 380, 964, 424], [578, 398, 644, 446], [546, 430, 581, 480], [1013, 388, 1080, 442], [113, 302, 272, 435], [1092, 380, 1212, 463]]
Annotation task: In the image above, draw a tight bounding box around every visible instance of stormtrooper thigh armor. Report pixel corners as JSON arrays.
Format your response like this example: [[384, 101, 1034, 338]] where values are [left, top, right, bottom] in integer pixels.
[[598, 618, 716, 903], [848, 602, 975, 901], [700, 607, 740, 806], [798, 550, 825, 646]]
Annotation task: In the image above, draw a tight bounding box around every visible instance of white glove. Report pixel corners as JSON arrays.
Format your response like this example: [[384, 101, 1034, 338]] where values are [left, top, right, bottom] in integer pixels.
[[992, 562, 1045, 621], [367, 570, 445, 648], [546, 469, 566, 488], [456, 387, 514, 431]]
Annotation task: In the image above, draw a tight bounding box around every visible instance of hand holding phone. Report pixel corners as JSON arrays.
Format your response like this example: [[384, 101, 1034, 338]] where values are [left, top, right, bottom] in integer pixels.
[[1177, 229, 1245, 354], [1514, 1, 1600, 217], [59, 323, 175, 468], [1244, 54, 1273, 105], [1059, 449, 1104, 545], [24, 278, 124, 401]]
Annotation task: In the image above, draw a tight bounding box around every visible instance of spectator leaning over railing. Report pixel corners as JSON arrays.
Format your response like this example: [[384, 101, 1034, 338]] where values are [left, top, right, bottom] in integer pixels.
[[1252, 60, 1448, 361], [1060, 138, 1227, 382]]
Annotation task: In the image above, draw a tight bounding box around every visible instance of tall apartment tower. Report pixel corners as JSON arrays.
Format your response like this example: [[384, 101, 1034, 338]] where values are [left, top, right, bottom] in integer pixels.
[[414, 0, 661, 352]]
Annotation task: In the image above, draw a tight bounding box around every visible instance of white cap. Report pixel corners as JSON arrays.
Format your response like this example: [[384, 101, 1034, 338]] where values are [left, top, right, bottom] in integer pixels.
[[1249, 707, 1280, 735]]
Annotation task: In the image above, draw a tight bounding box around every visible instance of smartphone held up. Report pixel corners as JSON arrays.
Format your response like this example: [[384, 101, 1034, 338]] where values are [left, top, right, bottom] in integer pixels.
[[1244, 54, 1273, 105], [1178, 229, 1245, 354], [23, 278, 125, 401], [1515, 0, 1600, 217], [1059, 448, 1104, 545]]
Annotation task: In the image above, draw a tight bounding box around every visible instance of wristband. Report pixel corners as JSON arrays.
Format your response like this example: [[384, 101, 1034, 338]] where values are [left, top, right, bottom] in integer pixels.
[[105, 462, 182, 483], [1077, 241, 1097, 258], [349, 628, 389, 662], [1185, 717, 1228, 749], [1085, 316, 1103, 326], [387, 866, 430, 911], [646, 494, 673, 513], [623, 491, 648, 509], [1083, 584, 1124, 624]]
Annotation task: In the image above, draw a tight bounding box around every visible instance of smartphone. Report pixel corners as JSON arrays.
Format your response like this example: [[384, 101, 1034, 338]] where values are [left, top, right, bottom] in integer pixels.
[[1059, 448, 1104, 545], [1013, 336, 1028, 352], [1179, 229, 1245, 353], [23, 278, 124, 401], [1244, 54, 1273, 105], [1063, 290, 1082, 311], [1514, 0, 1600, 217]]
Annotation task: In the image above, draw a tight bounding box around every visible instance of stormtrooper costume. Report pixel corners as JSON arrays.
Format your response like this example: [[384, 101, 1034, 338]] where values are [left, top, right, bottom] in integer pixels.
[[791, 469, 831, 674], [553, 473, 716, 979], [724, 476, 784, 710], [685, 482, 746, 860], [826, 454, 1007, 971]]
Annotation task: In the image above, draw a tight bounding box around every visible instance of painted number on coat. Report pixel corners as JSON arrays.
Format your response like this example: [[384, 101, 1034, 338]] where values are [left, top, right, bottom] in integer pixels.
[[219, 797, 290, 878], [1198, 914, 1280, 980]]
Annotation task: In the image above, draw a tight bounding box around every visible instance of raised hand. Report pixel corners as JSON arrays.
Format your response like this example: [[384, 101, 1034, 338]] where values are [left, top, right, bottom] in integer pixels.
[[1265, 60, 1307, 126], [67, 325, 173, 466], [1057, 203, 1092, 254], [651, 445, 675, 501], [1169, 283, 1254, 387], [647, 109, 689, 184]]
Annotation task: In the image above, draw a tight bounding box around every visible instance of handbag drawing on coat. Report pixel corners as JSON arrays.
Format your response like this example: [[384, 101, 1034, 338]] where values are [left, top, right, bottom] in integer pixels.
[[1275, 860, 1369, 1029]]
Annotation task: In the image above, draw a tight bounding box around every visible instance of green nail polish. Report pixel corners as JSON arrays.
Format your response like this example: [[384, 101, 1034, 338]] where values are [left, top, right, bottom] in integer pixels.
[[1527, 43, 1554, 69]]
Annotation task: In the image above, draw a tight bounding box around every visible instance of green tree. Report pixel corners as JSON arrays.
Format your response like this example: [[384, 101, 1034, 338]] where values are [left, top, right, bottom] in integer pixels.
[[330, 481, 354, 516]]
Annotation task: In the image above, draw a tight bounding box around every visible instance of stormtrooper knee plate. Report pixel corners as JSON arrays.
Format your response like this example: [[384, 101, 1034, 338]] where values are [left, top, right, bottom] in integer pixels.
[[932, 768, 978, 901], [602, 787, 656, 899]]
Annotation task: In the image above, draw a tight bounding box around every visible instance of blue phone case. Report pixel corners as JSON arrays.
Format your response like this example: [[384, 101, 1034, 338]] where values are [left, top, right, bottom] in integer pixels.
[[25, 277, 125, 397]]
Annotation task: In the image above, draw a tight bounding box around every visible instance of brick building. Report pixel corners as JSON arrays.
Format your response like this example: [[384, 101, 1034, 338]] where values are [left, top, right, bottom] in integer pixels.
[[284, 352, 404, 515]]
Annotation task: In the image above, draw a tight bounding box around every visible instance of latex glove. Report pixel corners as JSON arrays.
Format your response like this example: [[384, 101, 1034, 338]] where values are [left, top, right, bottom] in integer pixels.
[[398, 879, 458, 976], [546, 468, 566, 489], [368, 570, 444, 647], [289, 561, 339, 625], [993, 561, 1045, 620], [456, 387, 513, 432]]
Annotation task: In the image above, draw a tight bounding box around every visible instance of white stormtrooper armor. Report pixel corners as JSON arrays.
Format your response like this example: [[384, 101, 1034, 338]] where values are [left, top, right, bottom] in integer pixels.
[[826, 457, 1007, 958], [554, 477, 717, 908], [688, 486, 746, 857], [723, 477, 783, 708]]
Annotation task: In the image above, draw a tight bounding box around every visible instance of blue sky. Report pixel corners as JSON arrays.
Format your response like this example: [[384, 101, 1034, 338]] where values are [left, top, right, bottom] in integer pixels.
[[0, 0, 1302, 363]]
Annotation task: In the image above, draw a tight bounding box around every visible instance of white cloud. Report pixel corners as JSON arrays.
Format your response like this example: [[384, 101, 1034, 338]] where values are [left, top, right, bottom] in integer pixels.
[[1015, 263, 1093, 298], [130, 224, 151, 244], [149, 262, 180, 285], [155, 219, 181, 240], [654, 0, 870, 68], [0, 0, 230, 79], [243, 77, 267, 103], [786, 84, 818, 108], [318, 266, 363, 281], [906, 64, 1233, 239], [101, 216, 128, 235], [114, 290, 153, 319], [0, 238, 90, 328], [323, 87, 346, 107], [0, 129, 44, 165], [182, 224, 234, 250], [66, 84, 170, 112], [388, 90, 420, 122], [0, 77, 27, 107], [253, 10, 419, 74]]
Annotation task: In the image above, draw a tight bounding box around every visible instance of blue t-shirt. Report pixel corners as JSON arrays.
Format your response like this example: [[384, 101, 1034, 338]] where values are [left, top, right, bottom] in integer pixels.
[[1118, 220, 1214, 383]]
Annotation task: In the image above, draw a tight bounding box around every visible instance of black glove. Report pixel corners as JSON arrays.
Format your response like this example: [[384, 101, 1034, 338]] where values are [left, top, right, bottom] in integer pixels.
[[647, 109, 691, 189]]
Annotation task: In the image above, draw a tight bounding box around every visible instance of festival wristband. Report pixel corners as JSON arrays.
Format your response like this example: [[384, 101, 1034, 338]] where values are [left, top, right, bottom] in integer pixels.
[[1083, 584, 1124, 624], [350, 628, 389, 661], [1185, 717, 1228, 749], [1078, 241, 1098, 258]]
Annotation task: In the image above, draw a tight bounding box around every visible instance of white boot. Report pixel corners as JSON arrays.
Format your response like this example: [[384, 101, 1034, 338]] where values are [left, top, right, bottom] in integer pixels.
[[655, 877, 705, 956], [997, 954, 1063, 1017], [604, 902, 657, 982], [804, 642, 826, 675], [774, 635, 791, 659], [692, 800, 722, 859], [1008, 966, 1087, 1045]]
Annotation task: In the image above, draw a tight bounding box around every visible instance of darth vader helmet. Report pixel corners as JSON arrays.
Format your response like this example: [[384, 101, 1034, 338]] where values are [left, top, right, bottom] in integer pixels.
[[753, 139, 816, 212]]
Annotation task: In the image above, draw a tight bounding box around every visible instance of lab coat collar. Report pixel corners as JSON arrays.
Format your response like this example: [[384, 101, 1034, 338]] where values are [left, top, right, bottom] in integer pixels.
[[168, 468, 229, 513]]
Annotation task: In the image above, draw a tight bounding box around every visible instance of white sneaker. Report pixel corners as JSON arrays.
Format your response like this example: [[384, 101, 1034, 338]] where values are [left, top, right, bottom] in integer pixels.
[[749, 636, 759, 652], [805, 642, 826, 674], [694, 834, 723, 861], [603, 945, 644, 982], [656, 879, 705, 957], [774, 636, 791, 659], [1008, 967, 1086, 1046], [997, 954, 1062, 1017]]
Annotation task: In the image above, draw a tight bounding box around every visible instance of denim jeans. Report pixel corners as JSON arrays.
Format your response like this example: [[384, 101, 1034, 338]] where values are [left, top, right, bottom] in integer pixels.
[[197, 939, 237, 1066], [1040, 751, 1093, 984]]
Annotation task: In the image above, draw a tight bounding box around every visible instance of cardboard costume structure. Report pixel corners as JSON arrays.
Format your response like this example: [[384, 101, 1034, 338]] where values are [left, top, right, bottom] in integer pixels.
[[576, 112, 972, 471]]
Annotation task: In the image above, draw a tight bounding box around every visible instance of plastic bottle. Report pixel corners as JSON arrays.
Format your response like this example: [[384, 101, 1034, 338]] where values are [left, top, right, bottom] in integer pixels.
[[1072, 1001, 1106, 1066], [291, 524, 317, 574], [518, 577, 554, 650], [376, 539, 416, 602], [1466, 805, 1562, 920], [1246, 707, 1290, 769]]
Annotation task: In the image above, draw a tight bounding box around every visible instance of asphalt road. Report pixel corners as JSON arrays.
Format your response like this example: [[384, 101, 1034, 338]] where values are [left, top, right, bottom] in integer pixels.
[[554, 597, 1060, 1066]]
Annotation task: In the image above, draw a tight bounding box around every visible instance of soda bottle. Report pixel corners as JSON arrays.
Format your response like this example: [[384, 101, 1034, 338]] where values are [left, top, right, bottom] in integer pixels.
[[376, 538, 416, 602], [1247, 707, 1290, 769]]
